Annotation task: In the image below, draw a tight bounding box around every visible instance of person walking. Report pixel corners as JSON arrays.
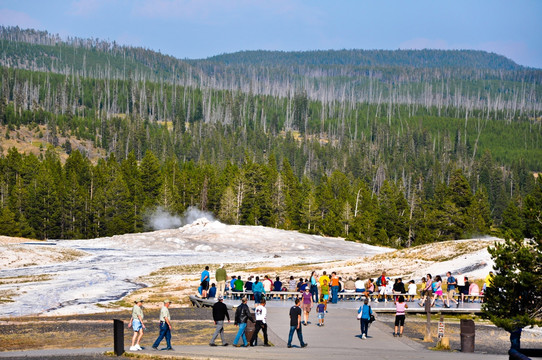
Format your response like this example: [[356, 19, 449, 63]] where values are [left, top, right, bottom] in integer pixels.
[[233, 297, 253, 347], [201, 266, 210, 298], [394, 295, 408, 337], [209, 295, 230, 346], [301, 287, 313, 325], [316, 297, 326, 327], [152, 300, 173, 350], [310, 271, 319, 302], [357, 298, 373, 339], [287, 298, 307, 348], [129, 299, 146, 351], [430, 275, 446, 307], [215, 264, 227, 298], [418, 274, 433, 306], [251, 298, 270, 346], [445, 271, 459, 308]]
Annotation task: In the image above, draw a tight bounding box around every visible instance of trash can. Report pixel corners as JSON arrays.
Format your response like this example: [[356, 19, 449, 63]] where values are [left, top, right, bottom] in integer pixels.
[[245, 312, 256, 345], [460, 319, 475, 353], [113, 319, 124, 356]]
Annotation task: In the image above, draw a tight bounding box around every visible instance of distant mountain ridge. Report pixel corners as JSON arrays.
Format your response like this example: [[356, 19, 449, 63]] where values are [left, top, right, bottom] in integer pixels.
[[203, 49, 523, 71]]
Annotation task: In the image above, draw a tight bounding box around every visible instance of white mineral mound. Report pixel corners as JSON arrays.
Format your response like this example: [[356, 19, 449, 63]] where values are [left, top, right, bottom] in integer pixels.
[[0, 219, 391, 317]]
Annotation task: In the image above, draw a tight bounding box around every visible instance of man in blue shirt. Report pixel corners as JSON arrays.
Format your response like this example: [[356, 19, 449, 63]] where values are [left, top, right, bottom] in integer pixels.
[[201, 266, 210, 298], [274, 276, 283, 291], [446, 271, 458, 308]]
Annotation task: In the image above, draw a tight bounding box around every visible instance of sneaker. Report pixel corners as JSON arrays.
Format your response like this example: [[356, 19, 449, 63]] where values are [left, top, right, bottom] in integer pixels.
[[223, 343, 229, 346], [301, 343, 308, 348], [152, 346, 158, 351], [287, 345, 292, 348], [209, 343, 217, 346], [135, 344, 143, 350], [456, 302, 460, 308], [393, 332, 397, 337], [399, 334, 403, 337], [362, 334, 367, 339], [264, 343, 271, 347], [129, 346, 138, 351], [166, 347, 174, 351]]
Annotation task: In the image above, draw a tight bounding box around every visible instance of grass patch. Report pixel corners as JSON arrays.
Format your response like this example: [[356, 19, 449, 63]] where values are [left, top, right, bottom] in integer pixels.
[[0, 274, 52, 285]]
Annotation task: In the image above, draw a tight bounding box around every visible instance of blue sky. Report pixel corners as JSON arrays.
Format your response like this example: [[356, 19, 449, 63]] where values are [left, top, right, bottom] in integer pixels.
[[1, 0, 541, 68]]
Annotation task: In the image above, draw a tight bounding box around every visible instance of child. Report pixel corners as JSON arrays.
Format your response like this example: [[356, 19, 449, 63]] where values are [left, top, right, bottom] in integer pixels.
[[321, 279, 329, 312], [407, 280, 417, 302], [394, 295, 408, 337], [316, 297, 326, 326]]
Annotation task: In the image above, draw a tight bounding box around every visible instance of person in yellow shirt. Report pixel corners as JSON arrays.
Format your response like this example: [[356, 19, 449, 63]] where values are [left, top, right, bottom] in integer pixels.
[[319, 271, 330, 288]]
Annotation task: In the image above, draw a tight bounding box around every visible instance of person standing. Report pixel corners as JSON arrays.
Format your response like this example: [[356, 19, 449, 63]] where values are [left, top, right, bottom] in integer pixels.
[[152, 300, 173, 351], [310, 271, 319, 302], [201, 266, 210, 298], [253, 276, 265, 305], [358, 298, 373, 339], [216, 264, 227, 298], [394, 295, 408, 337], [287, 298, 307, 348], [251, 298, 270, 346], [445, 271, 459, 308], [129, 299, 146, 351], [456, 272, 466, 304], [319, 271, 330, 290], [330, 272, 340, 304], [210, 295, 230, 346], [233, 297, 253, 347], [321, 279, 329, 312]]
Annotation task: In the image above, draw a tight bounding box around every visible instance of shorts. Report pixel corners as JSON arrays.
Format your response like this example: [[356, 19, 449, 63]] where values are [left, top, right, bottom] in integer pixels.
[[132, 319, 143, 332], [201, 280, 209, 290], [318, 313, 325, 319], [323, 294, 329, 300], [395, 315, 405, 327], [447, 289, 455, 298], [302, 303, 312, 313], [435, 290, 443, 296]]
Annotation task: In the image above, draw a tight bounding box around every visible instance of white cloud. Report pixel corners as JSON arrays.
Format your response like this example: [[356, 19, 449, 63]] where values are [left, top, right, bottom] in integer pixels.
[[0, 8, 40, 28]]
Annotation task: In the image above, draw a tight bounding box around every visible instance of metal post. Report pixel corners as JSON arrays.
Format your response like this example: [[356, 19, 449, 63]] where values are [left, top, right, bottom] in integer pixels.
[[113, 319, 124, 356]]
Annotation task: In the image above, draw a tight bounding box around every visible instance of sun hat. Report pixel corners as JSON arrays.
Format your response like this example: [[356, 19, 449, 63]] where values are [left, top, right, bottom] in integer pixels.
[[163, 299, 172, 304]]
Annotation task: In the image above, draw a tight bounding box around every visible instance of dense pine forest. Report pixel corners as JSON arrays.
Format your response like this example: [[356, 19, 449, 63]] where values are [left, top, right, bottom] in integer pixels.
[[0, 27, 541, 245]]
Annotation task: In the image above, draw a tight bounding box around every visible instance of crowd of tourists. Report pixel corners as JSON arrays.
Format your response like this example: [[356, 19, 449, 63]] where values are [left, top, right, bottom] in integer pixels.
[[125, 265, 493, 351]]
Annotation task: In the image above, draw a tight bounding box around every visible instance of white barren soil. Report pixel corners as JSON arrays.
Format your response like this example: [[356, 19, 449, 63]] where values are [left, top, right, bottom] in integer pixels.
[[0, 219, 500, 317]]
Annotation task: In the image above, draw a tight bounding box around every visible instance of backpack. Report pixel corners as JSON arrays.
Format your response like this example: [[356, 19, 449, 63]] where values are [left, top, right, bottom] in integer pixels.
[[376, 277, 382, 286]]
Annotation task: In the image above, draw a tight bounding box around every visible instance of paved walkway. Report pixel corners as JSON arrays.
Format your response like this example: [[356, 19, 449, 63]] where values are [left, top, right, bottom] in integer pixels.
[[0, 302, 503, 360], [134, 305, 504, 360]]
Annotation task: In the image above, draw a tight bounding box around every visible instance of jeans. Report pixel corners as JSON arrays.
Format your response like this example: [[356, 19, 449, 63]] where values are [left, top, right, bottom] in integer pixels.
[[360, 318, 369, 337], [310, 284, 319, 302], [252, 320, 268, 345], [210, 320, 225, 344], [233, 322, 247, 346], [254, 292, 262, 304], [331, 285, 339, 303], [152, 322, 172, 349], [287, 325, 305, 347]]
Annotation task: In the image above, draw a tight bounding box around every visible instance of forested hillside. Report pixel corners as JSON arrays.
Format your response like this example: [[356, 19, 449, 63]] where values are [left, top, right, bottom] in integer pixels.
[[0, 27, 541, 245]]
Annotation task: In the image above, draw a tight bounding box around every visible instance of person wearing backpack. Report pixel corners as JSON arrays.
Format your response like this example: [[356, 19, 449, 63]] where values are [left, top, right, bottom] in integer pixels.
[[357, 298, 374, 339]]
